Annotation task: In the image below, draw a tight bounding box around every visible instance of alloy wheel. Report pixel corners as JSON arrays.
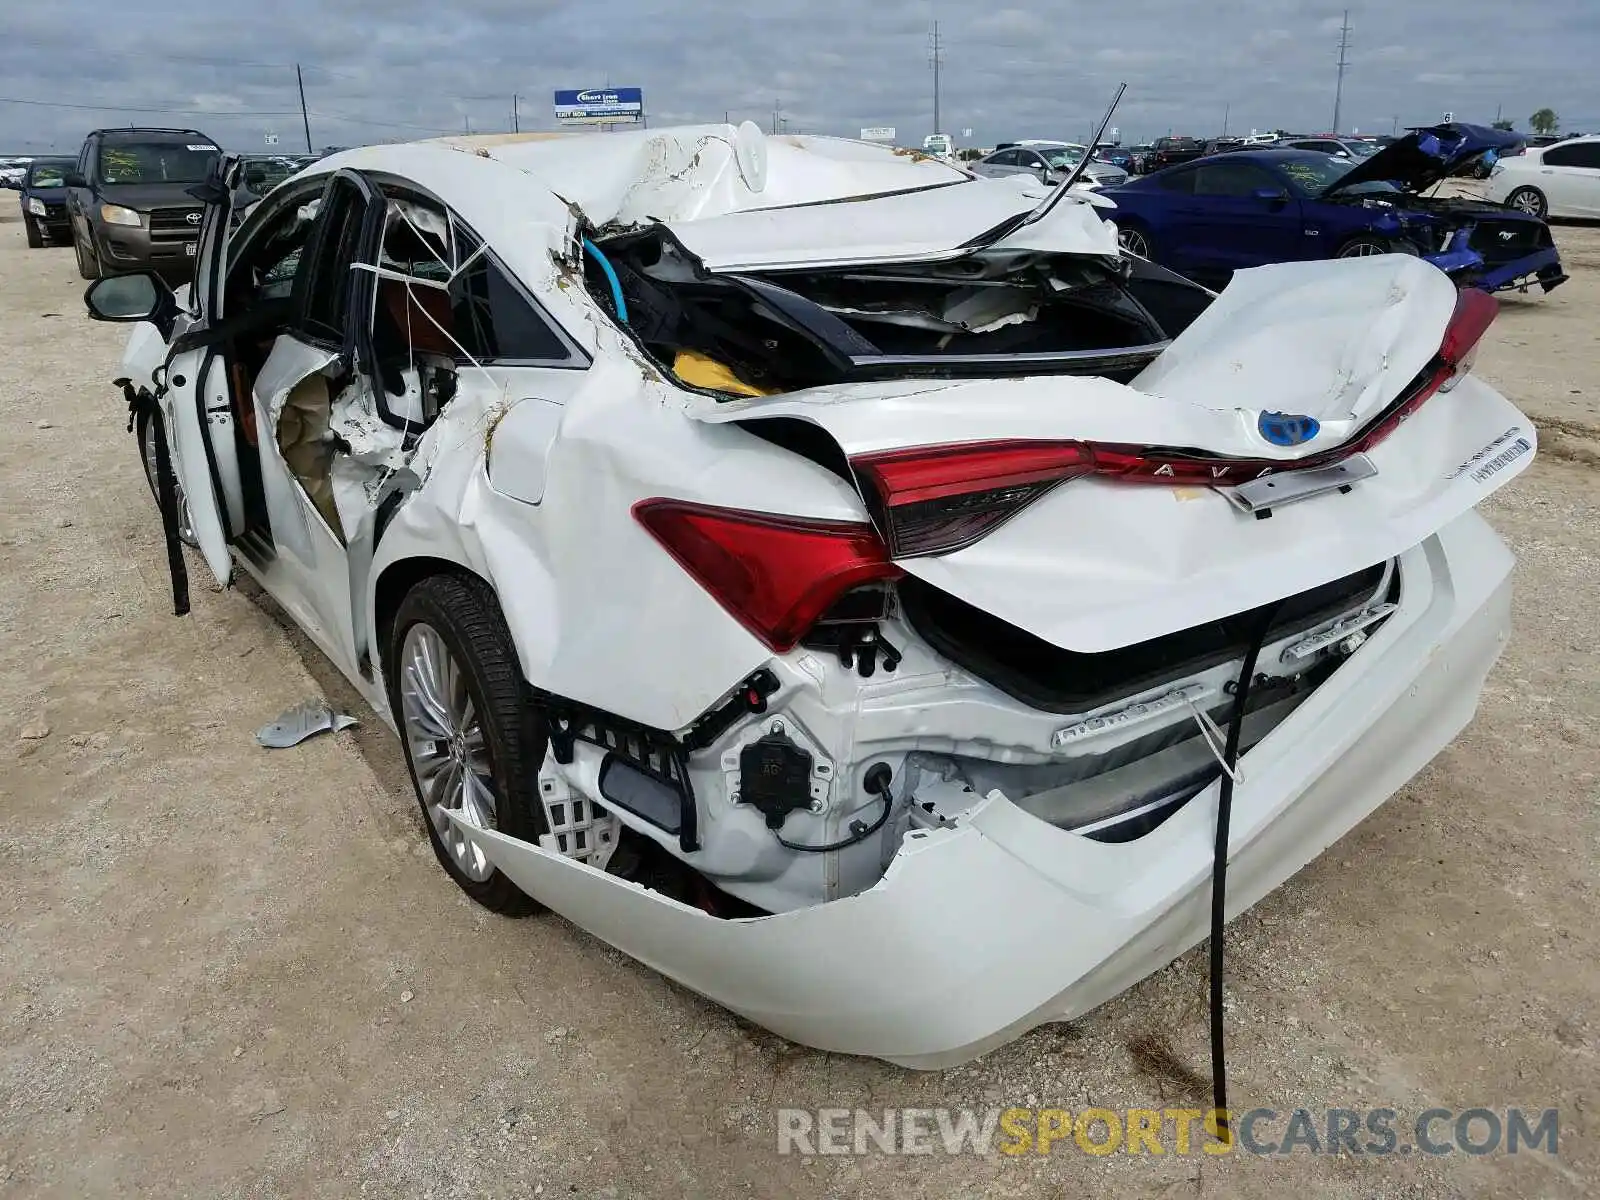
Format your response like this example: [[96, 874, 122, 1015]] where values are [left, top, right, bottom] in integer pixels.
[[1118, 227, 1151, 258], [1508, 189, 1546, 218], [1338, 240, 1387, 258], [399, 621, 499, 882]]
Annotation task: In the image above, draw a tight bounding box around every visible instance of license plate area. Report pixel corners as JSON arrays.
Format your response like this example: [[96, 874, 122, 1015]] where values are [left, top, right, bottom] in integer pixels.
[[1217, 454, 1377, 517]]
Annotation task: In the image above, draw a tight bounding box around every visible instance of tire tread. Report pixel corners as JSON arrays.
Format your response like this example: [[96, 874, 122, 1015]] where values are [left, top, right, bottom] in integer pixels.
[[388, 572, 546, 916]]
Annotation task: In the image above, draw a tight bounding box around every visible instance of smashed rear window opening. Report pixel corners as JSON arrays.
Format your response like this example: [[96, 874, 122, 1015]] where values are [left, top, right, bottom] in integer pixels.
[[583, 225, 1214, 398]]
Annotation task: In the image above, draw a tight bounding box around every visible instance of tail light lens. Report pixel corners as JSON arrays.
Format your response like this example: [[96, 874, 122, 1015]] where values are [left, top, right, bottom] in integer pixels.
[[850, 288, 1499, 557], [1435, 286, 1497, 392], [634, 500, 902, 652], [852, 441, 1096, 557]]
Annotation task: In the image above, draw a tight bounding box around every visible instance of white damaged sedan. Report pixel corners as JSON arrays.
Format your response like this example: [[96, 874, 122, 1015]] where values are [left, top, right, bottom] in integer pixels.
[[86, 123, 1533, 1069]]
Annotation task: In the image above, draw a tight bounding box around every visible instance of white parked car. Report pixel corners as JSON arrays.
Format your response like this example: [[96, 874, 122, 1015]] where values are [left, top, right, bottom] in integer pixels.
[[1482, 135, 1600, 218], [971, 140, 1129, 189], [85, 123, 1534, 1069]]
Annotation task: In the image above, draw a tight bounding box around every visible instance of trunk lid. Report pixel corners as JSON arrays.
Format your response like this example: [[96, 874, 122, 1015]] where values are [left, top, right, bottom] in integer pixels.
[[1322, 122, 1526, 197], [689, 256, 1534, 651]]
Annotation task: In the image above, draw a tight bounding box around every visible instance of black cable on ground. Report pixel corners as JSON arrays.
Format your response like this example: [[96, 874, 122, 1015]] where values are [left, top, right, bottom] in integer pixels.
[[1210, 599, 1283, 1145]]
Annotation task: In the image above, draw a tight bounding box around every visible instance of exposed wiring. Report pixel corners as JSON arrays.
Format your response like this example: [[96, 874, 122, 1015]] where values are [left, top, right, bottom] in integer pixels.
[[582, 237, 628, 323], [775, 763, 894, 854], [1208, 599, 1284, 1147]]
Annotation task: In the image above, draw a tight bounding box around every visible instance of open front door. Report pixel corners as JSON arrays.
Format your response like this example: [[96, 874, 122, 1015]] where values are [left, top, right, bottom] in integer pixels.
[[160, 154, 251, 587]]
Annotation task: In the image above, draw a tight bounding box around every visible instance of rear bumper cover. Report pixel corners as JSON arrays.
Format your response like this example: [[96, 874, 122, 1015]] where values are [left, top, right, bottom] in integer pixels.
[[455, 509, 1514, 1068]]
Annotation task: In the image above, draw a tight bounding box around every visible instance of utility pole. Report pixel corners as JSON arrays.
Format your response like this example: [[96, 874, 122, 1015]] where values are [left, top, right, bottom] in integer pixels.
[[772, 100, 780, 135], [295, 64, 312, 154], [1222, 102, 1230, 138], [929, 20, 944, 137], [512, 94, 520, 133], [1331, 10, 1352, 136]]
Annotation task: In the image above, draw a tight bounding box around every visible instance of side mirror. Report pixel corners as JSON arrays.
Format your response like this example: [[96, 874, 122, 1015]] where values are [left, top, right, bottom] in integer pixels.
[[64, 170, 87, 189], [84, 272, 174, 325]]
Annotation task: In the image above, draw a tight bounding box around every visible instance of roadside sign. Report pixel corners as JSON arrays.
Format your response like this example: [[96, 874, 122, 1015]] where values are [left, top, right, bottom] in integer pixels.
[[264, 133, 279, 145], [962, 127, 973, 138], [554, 88, 645, 125], [860, 126, 896, 141]]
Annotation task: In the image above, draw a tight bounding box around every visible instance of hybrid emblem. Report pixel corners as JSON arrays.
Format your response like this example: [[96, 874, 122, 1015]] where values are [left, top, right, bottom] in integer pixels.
[[1258, 411, 1321, 447]]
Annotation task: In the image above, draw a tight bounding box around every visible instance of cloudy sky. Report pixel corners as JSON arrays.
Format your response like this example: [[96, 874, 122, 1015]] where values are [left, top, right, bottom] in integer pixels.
[[4, 0, 1596, 154]]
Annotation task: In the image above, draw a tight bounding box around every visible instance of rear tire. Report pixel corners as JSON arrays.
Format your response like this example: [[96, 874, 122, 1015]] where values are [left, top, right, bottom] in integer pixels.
[[25, 217, 44, 249], [1505, 187, 1548, 219], [74, 232, 100, 280], [387, 573, 547, 917]]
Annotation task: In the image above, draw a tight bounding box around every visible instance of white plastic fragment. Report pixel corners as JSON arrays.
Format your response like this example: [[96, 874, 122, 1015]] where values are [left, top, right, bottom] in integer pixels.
[[255, 700, 359, 748]]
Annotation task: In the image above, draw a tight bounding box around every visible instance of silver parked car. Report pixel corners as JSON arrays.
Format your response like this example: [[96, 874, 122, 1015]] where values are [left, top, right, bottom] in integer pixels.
[[970, 141, 1128, 189]]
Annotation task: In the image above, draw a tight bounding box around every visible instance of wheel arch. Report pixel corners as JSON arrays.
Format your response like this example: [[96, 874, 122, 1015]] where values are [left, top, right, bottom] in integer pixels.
[[371, 555, 489, 673]]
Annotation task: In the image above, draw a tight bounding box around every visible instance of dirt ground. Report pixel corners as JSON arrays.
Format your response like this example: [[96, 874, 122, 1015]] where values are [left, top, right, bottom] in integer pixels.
[[0, 202, 1595, 1200]]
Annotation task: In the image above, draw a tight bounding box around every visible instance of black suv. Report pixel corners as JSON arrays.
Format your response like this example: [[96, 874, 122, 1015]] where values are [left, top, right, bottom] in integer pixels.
[[65, 127, 220, 280], [18, 157, 75, 248]]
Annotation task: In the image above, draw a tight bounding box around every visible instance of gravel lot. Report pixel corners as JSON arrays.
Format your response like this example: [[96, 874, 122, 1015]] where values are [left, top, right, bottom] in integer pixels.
[[0, 203, 1595, 1199]]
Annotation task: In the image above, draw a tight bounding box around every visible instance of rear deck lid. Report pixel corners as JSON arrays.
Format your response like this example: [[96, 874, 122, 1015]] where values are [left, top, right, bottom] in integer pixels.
[[687, 255, 1535, 650]]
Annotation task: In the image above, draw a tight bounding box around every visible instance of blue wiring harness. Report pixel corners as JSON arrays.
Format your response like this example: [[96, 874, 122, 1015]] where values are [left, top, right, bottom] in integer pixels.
[[581, 237, 628, 323]]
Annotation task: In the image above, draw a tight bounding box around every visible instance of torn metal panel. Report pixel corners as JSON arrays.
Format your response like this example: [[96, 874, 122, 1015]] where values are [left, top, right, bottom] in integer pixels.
[[256, 700, 358, 748]]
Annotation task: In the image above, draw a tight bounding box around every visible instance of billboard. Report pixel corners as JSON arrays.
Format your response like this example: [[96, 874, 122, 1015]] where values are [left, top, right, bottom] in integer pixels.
[[554, 88, 644, 125], [860, 126, 896, 142]]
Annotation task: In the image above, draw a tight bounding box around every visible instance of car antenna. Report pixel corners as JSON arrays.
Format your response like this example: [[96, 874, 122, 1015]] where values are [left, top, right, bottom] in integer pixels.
[[959, 82, 1127, 251]]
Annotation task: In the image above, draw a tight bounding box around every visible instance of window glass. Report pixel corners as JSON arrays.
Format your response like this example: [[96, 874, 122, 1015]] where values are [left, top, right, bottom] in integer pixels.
[[300, 180, 367, 342], [30, 164, 67, 188], [368, 195, 572, 368], [1193, 162, 1276, 196], [987, 149, 1019, 167], [231, 192, 321, 305], [447, 235, 571, 362], [1156, 168, 1196, 194], [1544, 142, 1600, 169], [96, 141, 218, 185]]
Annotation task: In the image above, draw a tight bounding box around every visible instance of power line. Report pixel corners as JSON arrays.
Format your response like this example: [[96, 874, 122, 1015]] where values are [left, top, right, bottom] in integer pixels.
[[0, 95, 300, 117]]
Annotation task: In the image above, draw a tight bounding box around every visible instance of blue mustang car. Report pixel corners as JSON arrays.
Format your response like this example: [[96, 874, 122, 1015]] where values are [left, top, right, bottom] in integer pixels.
[[1101, 124, 1566, 295]]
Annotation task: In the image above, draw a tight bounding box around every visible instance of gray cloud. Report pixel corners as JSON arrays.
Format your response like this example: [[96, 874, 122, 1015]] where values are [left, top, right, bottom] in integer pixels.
[[3, 0, 1596, 154]]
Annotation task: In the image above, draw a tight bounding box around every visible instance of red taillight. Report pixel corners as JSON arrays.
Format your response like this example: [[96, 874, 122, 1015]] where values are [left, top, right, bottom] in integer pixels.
[[633, 500, 902, 652], [1436, 286, 1497, 393], [852, 440, 1096, 556], [847, 290, 1500, 555]]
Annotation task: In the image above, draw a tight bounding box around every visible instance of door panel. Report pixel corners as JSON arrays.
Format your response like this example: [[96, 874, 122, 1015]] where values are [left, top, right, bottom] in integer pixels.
[[160, 156, 250, 589], [249, 334, 361, 665], [1178, 162, 1304, 275], [1542, 144, 1600, 217]]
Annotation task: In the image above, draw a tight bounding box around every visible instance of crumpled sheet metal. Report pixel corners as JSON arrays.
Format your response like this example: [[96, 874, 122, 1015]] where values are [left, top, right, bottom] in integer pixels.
[[256, 701, 359, 748]]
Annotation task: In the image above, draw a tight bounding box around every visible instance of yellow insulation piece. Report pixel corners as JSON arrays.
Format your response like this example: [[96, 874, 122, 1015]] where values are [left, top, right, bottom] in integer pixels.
[[673, 350, 777, 397]]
